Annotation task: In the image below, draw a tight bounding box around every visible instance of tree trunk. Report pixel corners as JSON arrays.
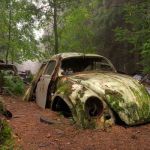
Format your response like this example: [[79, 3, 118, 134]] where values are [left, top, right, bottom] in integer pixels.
[[6, 0, 12, 64], [53, 0, 58, 54]]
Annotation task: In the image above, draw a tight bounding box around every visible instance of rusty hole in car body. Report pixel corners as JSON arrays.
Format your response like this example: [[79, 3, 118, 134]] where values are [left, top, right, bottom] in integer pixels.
[[85, 97, 104, 117]]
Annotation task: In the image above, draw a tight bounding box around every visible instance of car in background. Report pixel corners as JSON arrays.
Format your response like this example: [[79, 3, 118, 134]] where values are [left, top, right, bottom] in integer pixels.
[[0, 63, 18, 75], [18, 70, 33, 84], [133, 73, 150, 94]]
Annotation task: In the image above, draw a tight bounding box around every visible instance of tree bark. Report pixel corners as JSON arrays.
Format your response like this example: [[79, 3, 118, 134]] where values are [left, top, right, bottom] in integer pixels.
[[6, 0, 12, 64], [53, 0, 58, 54]]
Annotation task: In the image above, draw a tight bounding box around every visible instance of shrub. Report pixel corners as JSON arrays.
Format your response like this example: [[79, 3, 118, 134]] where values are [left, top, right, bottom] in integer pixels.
[[0, 71, 25, 95], [4, 75, 25, 95], [0, 120, 14, 149], [0, 120, 11, 144]]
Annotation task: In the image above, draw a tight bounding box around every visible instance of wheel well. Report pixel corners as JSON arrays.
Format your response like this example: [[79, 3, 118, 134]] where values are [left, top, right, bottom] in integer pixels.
[[51, 96, 72, 117], [112, 111, 126, 126]]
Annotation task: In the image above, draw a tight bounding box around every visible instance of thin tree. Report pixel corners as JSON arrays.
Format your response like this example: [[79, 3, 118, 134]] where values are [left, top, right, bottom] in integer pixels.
[[53, 0, 58, 54], [6, 0, 12, 64]]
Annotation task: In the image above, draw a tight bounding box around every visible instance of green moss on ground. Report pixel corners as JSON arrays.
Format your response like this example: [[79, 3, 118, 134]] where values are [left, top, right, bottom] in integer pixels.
[[0, 120, 14, 150], [0, 98, 14, 149]]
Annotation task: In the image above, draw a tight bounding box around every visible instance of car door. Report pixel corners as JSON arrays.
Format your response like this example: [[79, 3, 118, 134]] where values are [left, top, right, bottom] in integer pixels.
[[36, 60, 57, 108]]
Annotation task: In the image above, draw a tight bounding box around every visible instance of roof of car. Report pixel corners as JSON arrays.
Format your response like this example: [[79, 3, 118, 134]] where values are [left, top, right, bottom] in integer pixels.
[[51, 53, 105, 59], [0, 63, 16, 67]]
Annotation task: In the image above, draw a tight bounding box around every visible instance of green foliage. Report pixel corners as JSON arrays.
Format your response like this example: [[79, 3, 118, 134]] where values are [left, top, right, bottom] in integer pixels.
[[0, 120, 14, 149], [4, 74, 25, 95], [0, 0, 147, 74], [142, 40, 150, 73], [59, 6, 96, 53], [58, 0, 125, 55], [0, 120, 11, 144], [58, 0, 100, 53], [0, 71, 5, 88], [0, 0, 40, 63], [38, 0, 76, 55], [0, 100, 5, 115], [0, 71, 25, 95], [56, 0, 149, 74], [114, 1, 150, 73]]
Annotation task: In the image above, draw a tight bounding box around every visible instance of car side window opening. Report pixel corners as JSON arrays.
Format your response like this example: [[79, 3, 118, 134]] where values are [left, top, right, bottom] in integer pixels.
[[61, 57, 113, 75], [44, 61, 56, 75]]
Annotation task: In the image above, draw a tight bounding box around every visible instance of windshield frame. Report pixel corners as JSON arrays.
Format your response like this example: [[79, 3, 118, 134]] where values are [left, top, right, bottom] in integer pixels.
[[59, 55, 116, 76]]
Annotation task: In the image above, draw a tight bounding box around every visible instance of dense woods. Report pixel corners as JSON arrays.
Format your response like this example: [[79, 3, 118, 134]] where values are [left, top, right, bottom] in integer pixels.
[[0, 1, 150, 149], [0, 0, 149, 73]]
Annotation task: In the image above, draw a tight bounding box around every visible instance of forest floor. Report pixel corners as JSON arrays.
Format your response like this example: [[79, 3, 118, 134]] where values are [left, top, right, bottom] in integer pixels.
[[3, 96, 150, 150]]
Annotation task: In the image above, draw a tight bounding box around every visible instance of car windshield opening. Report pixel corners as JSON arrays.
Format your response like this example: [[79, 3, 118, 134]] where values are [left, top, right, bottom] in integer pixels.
[[61, 56, 113, 75]]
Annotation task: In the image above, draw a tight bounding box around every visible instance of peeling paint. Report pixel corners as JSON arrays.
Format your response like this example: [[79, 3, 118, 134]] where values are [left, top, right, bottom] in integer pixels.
[[55, 76, 115, 129], [56, 71, 150, 127]]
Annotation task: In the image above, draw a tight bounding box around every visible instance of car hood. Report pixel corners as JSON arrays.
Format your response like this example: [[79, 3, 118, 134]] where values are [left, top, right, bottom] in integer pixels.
[[68, 72, 150, 125]]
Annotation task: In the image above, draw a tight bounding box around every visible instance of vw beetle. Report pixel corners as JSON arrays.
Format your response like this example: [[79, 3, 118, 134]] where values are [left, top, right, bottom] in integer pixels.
[[24, 53, 150, 128]]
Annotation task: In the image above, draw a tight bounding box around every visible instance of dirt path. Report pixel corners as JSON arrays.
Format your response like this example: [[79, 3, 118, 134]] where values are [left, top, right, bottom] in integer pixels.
[[3, 96, 150, 150]]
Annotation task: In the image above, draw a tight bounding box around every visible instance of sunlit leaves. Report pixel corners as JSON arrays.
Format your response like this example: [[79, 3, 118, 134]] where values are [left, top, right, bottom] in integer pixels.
[[59, 0, 97, 53], [0, 0, 40, 63]]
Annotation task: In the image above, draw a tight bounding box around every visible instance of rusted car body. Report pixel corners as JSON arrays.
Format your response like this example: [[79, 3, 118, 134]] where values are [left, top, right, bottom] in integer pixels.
[[0, 63, 18, 75], [24, 53, 150, 128]]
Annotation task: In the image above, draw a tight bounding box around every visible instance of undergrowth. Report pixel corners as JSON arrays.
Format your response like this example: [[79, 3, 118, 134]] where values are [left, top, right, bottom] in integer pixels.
[[0, 120, 14, 150], [0, 71, 25, 95]]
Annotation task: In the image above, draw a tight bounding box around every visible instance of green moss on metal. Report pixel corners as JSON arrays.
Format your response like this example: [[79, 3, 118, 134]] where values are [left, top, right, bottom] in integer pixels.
[[105, 90, 124, 112], [129, 86, 150, 123], [57, 80, 72, 96], [74, 97, 96, 129], [105, 85, 150, 125], [78, 87, 86, 99]]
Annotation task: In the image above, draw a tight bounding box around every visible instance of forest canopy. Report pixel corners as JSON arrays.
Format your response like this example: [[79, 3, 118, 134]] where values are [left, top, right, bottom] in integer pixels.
[[0, 0, 149, 73]]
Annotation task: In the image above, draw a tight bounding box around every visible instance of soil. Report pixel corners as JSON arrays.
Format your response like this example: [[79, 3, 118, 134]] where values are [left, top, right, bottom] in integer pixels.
[[3, 96, 150, 150]]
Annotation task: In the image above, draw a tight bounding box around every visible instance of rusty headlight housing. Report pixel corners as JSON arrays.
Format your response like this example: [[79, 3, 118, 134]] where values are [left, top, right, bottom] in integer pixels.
[[85, 97, 104, 117]]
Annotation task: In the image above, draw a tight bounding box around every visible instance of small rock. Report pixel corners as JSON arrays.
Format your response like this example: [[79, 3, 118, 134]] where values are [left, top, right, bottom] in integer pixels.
[[53, 139, 59, 141], [39, 142, 51, 148], [40, 116, 61, 125], [66, 142, 71, 145], [46, 133, 51, 138], [55, 129, 64, 135], [136, 130, 140, 134]]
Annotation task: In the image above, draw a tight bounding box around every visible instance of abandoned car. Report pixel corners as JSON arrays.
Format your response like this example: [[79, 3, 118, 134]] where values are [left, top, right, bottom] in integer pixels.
[[24, 53, 150, 128], [0, 63, 18, 75]]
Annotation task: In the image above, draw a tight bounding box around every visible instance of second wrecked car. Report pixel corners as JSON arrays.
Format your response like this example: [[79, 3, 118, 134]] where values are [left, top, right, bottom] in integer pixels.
[[24, 53, 150, 128]]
